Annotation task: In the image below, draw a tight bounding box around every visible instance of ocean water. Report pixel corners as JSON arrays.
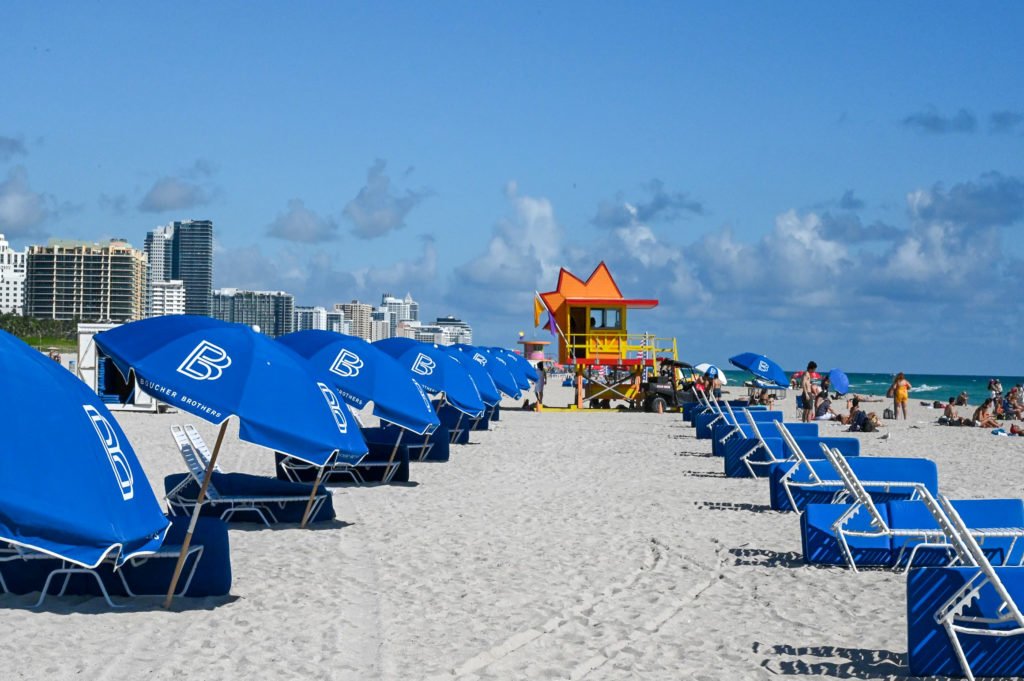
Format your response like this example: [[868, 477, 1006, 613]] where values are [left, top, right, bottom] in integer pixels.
[[720, 371, 1024, 404]]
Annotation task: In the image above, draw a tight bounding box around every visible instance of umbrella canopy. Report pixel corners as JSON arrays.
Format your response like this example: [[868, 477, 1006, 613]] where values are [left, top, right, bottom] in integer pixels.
[[729, 352, 788, 388], [451, 345, 522, 399], [489, 347, 538, 385], [94, 316, 367, 466], [373, 338, 485, 417], [0, 330, 168, 568], [444, 346, 503, 405], [694, 362, 729, 386], [278, 330, 440, 436], [790, 370, 822, 381], [828, 368, 851, 395]]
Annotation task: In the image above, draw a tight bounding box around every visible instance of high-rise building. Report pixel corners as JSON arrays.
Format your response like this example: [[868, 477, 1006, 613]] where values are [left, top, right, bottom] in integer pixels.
[[213, 288, 294, 337], [0, 234, 27, 315], [371, 307, 391, 341], [145, 219, 212, 317], [435, 315, 473, 345], [150, 280, 186, 317], [326, 310, 347, 334], [294, 305, 328, 332], [381, 292, 418, 337], [143, 224, 175, 316], [172, 219, 213, 317], [337, 300, 373, 340], [25, 239, 147, 321]]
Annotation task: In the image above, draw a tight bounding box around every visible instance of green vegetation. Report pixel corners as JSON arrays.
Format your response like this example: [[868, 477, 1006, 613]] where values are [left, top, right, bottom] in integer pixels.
[[0, 315, 78, 351]]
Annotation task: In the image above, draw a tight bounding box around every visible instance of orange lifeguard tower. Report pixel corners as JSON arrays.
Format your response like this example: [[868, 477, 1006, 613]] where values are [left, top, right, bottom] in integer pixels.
[[535, 262, 678, 408]]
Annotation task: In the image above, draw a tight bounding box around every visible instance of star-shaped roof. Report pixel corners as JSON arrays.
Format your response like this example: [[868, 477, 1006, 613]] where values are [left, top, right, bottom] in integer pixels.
[[539, 262, 658, 316]]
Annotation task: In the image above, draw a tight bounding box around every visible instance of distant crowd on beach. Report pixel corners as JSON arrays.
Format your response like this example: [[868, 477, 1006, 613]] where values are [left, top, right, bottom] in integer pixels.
[[791, 362, 1024, 435]]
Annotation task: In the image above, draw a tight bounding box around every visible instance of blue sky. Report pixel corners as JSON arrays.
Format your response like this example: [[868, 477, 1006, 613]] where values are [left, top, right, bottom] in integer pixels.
[[3, 3, 1023, 373]]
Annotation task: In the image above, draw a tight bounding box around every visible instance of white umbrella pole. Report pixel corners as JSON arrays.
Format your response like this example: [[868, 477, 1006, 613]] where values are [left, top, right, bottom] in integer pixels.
[[164, 419, 229, 609]]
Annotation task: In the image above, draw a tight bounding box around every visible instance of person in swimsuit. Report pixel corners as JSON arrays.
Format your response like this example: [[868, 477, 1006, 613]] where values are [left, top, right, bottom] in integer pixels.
[[889, 372, 911, 420], [801, 361, 817, 423]]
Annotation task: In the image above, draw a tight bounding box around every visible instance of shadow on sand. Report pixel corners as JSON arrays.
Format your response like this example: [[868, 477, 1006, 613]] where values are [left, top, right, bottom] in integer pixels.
[[754, 642, 906, 678]]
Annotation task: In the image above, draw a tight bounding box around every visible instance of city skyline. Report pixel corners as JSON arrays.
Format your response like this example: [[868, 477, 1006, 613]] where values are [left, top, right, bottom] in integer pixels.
[[3, 4, 1023, 372]]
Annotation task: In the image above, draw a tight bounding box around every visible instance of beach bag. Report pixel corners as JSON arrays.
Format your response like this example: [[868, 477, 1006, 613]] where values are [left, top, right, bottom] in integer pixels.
[[886, 386, 894, 398], [883, 407, 894, 420]]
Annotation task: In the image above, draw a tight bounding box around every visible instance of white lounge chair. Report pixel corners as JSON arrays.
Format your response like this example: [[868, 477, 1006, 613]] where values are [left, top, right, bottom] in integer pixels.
[[166, 425, 327, 526], [820, 444, 1024, 572], [934, 497, 1024, 681]]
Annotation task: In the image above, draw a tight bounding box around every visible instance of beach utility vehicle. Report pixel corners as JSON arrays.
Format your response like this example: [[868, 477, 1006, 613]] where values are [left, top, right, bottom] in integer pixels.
[[533, 262, 680, 410]]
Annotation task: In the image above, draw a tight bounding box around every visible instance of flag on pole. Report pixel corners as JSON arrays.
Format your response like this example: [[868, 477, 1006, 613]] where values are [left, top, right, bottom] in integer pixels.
[[533, 296, 544, 327]]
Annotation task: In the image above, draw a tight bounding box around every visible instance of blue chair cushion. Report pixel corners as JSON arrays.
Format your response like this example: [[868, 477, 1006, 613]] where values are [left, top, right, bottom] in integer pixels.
[[801, 502, 894, 567], [908, 566, 1024, 677], [167, 471, 336, 524]]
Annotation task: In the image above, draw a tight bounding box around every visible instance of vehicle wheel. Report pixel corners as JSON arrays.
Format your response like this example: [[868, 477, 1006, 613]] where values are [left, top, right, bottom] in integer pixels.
[[649, 396, 667, 414]]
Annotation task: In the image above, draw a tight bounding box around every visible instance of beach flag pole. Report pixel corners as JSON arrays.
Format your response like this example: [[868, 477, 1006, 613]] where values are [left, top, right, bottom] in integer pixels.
[[164, 419, 229, 608], [300, 456, 330, 528]]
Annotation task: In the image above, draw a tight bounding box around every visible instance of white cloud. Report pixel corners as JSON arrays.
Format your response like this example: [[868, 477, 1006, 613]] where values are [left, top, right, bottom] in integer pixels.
[[0, 166, 52, 237], [343, 159, 431, 239]]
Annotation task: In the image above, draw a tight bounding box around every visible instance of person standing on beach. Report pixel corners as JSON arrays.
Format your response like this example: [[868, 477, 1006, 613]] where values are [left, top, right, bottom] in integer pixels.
[[801, 361, 817, 422], [535, 361, 546, 406], [889, 372, 912, 420]]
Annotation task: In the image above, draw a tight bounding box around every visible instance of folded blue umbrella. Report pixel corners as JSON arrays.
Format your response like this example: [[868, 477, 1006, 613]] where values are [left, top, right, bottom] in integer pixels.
[[729, 352, 788, 388], [373, 338, 485, 417], [94, 316, 367, 466], [278, 330, 440, 436], [0, 330, 168, 568], [444, 347, 502, 405], [492, 348, 539, 383], [828, 368, 851, 395], [484, 348, 532, 392], [451, 345, 521, 400]]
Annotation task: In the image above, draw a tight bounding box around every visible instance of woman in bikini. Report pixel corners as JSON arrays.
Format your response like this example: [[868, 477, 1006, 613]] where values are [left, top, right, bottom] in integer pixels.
[[889, 372, 912, 420]]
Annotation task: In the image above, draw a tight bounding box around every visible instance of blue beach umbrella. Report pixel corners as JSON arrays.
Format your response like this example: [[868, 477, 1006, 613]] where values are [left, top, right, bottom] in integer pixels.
[[0, 330, 168, 569], [485, 348, 532, 392], [278, 330, 440, 436], [491, 348, 540, 385], [445, 347, 502, 405], [451, 345, 521, 400], [828, 368, 851, 395], [729, 352, 788, 388], [95, 316, 367, 467], [96, 315, 370, 601], [373, 338, 486, 417]]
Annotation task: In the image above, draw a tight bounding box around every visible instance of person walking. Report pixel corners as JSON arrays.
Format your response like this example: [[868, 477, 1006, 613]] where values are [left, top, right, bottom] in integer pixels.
[[889, 372, 912, 420], [801, 361, 817, 423]]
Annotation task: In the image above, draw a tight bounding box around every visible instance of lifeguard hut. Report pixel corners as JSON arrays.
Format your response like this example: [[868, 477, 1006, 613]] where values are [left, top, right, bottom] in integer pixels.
[[535, 262, 678, 408]]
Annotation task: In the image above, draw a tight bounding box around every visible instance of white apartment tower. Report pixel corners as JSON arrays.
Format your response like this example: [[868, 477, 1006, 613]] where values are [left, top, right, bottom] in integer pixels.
[[381, 292, 419, 337], [150, 280, 186, 317], [294, 305, 328, 332], [0, 234, 27, 314]]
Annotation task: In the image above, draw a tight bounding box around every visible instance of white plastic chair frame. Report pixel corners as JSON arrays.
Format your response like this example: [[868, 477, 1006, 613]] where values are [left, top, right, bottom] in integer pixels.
[[166, 425, 327, 527], [820, 444, 1024, 573], [0, 542, 203, 608], [934, 496, 1024, 681], [774, 422, 849, 513]]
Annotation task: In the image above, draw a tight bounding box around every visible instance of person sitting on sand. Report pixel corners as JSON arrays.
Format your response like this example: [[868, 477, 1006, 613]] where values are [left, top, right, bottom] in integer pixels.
[[940, 398, 968, 426], [1011, 424, 1024, 436], [753, 388, 775, 410], [955, 391, 969, 406], [838, 397, 861, 425], [972, 399, 1000, 429], [814, 391, 837, 420]]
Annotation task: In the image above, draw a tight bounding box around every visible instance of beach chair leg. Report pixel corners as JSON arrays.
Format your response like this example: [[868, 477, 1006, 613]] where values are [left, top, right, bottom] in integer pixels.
[[943, 623, 976, 681]]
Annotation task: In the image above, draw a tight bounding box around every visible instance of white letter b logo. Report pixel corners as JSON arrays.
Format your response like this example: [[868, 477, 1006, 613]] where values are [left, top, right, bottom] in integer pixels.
[[318, 382, 348, 434], [83, 405, 134, 500], [178, 340, 232, 381], [329, 349, 364, 378], [411, 352, 436, 376]]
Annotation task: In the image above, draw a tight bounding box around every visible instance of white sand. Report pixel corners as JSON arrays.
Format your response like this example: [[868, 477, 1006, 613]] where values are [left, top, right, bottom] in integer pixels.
[[3, 385, 1023, 679]]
